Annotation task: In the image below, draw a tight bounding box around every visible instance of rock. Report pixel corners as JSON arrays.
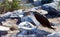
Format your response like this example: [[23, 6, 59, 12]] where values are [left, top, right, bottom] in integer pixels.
[[45, 15, 53, 18], [16, 21, 37, 36], [47, 32, 60, 37], [25, 7, 48, 15], [0, 26, 9, 35], [41, 2, 60, 16], [42, 2, 59, 10], [18, 21, 37, 30], [1, 12, 12, 17], [2, 19, 18, 30], [1, 9, 24, 18], [0, 31, 8, 35], [10, 9, 24, 17], [34, 29, 51, 37], [16, 21, 51, 37], [0, 26, 10, 31], [0, 12, 12, 23], [33, 1, 41, 6], [0, 10, 24, 25], [16, 29, 51, 37]]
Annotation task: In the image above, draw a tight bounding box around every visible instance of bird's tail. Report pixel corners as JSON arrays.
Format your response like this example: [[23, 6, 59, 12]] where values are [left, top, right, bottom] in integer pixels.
[[48, 26, 56, 30]]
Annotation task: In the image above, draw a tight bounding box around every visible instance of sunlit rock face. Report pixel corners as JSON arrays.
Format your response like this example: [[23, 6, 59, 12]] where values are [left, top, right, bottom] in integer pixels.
[[0, 26, 10, 31]]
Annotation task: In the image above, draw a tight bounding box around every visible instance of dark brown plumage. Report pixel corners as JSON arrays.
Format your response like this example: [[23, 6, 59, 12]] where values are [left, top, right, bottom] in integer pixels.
[[33, 11, 55, 30]]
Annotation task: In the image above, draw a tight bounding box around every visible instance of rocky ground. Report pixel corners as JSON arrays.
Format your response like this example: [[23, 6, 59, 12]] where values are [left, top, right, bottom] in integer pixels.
[[0, 9, 60, 37], [1, 17, 60, 37]]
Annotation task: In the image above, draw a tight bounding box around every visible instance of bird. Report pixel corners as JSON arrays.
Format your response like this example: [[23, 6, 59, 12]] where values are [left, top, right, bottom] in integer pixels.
[[33, 11, 55, 30], [24, 11, 55, 30]]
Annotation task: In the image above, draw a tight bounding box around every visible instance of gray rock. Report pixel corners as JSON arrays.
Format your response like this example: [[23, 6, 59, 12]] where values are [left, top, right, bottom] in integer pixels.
[[0, 31, 8, 35], [47, 32, 60, 37], [10, 9, 24, 17], [16, 29, 51, 37], [17, 21, 51, 37], [33, 1, 42, 6], [0, 9, 24, 22]]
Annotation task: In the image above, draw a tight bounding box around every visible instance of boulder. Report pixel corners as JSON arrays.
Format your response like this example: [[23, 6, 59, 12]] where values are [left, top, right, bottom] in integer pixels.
[[0, 26, 10, 31], [25, 7, 48, 15], [0, 26, 9, 35], [16, 29, 51, 37], [2, 19, 18, 30], [33, 1, 41, 6], [47, 32, 60, 37]]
